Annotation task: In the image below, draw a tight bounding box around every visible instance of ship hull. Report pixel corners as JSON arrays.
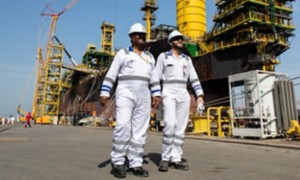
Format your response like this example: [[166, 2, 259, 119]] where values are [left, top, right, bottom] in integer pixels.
[[60, 42, 266, 120]]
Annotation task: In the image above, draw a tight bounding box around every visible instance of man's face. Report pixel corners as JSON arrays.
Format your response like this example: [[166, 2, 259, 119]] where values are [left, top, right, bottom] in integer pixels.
[[130, 33, 146, 46], [170, 36, 184, 49]]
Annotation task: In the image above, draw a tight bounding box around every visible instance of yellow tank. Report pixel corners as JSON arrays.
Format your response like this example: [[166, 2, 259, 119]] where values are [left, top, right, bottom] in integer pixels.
[[177, 0, 206, 41]]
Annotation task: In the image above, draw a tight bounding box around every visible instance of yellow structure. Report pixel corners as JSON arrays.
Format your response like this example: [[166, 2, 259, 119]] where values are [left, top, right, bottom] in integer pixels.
[[190, 115, 210, 134], [287, 120, 300, 135], [141, 0, 158, 40], [207, 106, 231, 137], [16, 106, 27, 122], [100, 22, 115, 55], [177, 0, 206, 41], [198, 0, 295, 71], [31, 0, 78, 124], [32, 15, 63, 124], [189, 106, 231, 137]]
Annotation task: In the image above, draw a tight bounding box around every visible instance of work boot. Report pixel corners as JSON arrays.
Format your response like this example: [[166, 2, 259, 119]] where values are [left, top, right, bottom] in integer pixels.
[[128, 166, 149, 177], [111, 164, 126, 178], [158, 160, 169, 172], [169, 161, 189, 171]]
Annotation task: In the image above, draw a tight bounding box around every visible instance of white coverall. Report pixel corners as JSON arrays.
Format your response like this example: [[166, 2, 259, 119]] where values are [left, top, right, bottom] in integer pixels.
[[155, 50, 204, 162], [100, 46, 161, 168]]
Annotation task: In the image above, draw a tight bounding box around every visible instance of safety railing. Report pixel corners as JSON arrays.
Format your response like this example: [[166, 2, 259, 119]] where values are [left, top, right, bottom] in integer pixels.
[[214, 0, 268, 21], [213, 11, 295, 37], [214, 0, 292, 21], [189, 106, 231, 137]]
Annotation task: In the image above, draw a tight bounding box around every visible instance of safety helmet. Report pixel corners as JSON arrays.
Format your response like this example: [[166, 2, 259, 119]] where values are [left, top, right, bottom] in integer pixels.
[[128, 23, 147, 35], [168, 30, 183, 42]]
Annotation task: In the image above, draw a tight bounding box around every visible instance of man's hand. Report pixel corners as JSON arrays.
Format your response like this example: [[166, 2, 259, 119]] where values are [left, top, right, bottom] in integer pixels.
[[100, 96, 110, 106], [151, 96, 161, 109], [196, 96, 205, 114]]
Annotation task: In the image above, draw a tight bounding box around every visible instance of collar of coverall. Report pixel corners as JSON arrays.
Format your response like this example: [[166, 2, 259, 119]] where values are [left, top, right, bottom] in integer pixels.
[[129, 46, 144, 53], [166, 50, 187, 58], [128, 46, 152, 56]]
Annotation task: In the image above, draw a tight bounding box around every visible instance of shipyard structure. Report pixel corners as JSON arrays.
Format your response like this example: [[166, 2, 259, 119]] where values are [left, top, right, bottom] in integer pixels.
[[18, 0, 299, 138]]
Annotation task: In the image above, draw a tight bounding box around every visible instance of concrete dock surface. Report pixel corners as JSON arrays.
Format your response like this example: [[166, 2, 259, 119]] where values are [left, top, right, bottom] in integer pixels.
[[1, 124, 300, 180]]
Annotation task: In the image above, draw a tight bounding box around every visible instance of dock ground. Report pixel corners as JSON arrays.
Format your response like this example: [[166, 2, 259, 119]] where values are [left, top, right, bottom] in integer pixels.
[[1, 124, 300, 180]]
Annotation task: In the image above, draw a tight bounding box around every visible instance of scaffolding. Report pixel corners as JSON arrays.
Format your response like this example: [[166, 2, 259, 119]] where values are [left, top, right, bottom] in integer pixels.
[[32, 1, 78, 123], [198, 0, 295, 71], [33, 36, 66, 123], [100, 22, 115, 55], [42, 44, 64, 116], [141, 0, 158, 40]]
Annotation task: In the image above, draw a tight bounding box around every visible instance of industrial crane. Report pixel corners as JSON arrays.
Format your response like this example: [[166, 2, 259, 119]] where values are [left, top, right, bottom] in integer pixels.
[[31, 0, 78, 124]]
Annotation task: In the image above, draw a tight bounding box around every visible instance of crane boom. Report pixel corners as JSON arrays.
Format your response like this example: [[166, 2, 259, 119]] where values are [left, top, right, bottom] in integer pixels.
[[58, 0, 79, 16], [32, 0, 78, 124], [53, 35, 77, 66]]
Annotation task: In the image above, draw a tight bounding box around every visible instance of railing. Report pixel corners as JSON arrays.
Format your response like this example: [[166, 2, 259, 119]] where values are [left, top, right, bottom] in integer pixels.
[[213, 11, 294, 37], [214, 0, 293, 21], [200, 31, 290, 55], [190, 106, 231, 137]]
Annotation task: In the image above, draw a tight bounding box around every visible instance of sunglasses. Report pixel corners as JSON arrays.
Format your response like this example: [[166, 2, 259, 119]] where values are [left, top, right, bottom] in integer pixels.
[[171, 36, 183, 41], [131, 33, 146, 39]]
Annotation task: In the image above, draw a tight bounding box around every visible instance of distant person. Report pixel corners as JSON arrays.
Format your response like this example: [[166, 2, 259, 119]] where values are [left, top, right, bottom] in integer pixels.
[[99, 23, 161, 178], [155, 30, 205, 172], [60, 115, 66, 125], [24, 112, 33, 128], [10, 116, 15, 124], [49, 116, 54, 126], [66, 116, 70, 126], [6, 117, 11, 124], [72, 115, 76, 126], [1, 117, 5, 125]]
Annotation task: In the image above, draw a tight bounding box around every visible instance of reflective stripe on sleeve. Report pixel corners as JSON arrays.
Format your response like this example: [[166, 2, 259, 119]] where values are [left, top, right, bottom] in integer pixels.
[[190, 78, 199, 84], [151, 89, 160, 93], [150, 81, 160, 87], [102, 85, 112, 91], [104, 77, 115, 84]]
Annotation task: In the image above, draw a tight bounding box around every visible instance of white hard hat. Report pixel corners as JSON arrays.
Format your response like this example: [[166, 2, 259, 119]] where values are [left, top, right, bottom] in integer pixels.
[[168, 30, 183, 42], [128, 23, 147, 35]]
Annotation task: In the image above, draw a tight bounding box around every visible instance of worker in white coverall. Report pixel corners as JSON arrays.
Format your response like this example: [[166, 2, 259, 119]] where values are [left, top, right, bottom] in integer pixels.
[[156, 30, 205, 172], [100, 23, 161, 178]]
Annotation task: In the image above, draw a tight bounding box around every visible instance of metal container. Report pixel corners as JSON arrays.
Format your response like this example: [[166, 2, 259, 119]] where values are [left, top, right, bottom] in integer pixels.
[[177, 0, 206, 40]]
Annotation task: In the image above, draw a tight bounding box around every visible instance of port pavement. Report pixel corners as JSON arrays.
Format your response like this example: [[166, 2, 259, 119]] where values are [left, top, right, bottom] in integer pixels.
[[1, 124, 300, 180]]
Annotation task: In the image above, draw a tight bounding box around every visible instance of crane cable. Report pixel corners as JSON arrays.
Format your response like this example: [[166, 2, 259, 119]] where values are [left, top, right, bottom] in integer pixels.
[[79, 69, 109, 107], [100, 93, 116, 120], [38, 0, 60, 48], [203, 96, 230, 107], [18, 0, 55, 111], [79, 74, 99, 108], [18, 64, 36, 107]]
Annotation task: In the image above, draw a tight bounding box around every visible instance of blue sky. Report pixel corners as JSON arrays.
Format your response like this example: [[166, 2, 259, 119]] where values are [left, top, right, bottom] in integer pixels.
[[0, 0, 299, 117]]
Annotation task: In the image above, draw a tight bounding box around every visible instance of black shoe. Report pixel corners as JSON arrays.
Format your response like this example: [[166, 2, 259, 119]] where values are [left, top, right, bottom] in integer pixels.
[[128, 166, 149, 177], [169, 161, 189, 171], [111, 164, 126, 178], [158, 160, 169, 172]]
